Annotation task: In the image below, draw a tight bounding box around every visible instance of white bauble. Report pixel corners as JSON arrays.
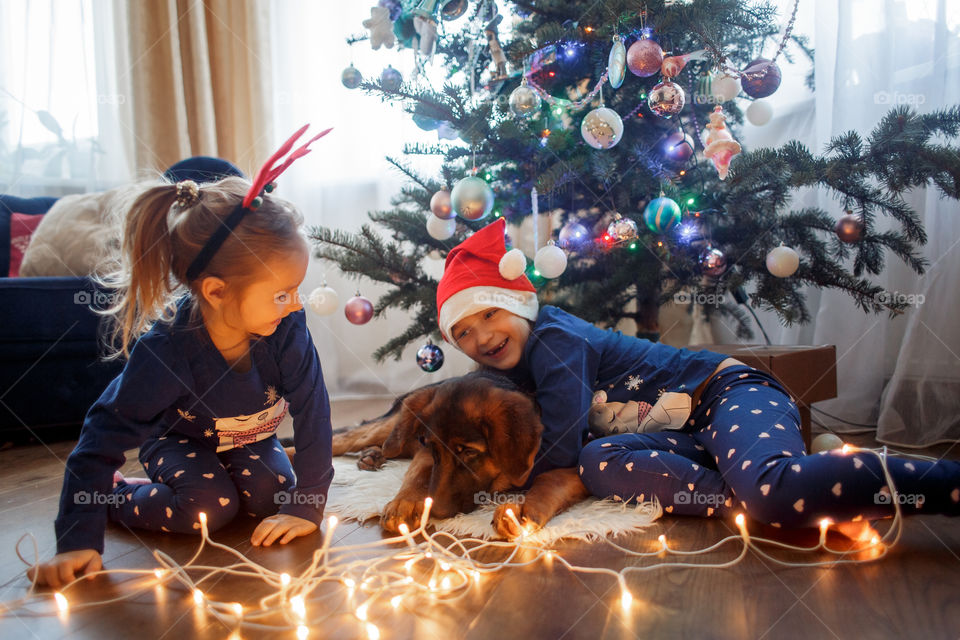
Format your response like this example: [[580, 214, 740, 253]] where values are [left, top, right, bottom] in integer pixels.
[[766, 244, 800, 278], [499, 248, 527, 280], [746, 100, 773, 126], [427, 215, 456, 240], [580, 107, 624, 149], [534, 243, 567, 278], [811, 433, 845, 453], [308, 286, 340, 316]]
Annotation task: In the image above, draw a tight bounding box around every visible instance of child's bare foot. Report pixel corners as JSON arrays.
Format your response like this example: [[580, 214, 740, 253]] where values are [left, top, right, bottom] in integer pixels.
[[113, 470, 151, 487], [833, 519, 881, 548]]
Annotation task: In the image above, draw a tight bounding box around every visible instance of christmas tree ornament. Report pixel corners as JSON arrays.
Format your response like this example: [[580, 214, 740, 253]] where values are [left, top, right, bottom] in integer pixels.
[[416, 341, 445, 372], [450, 175, 494, 220], [440, 0, 468, 21], [508, 79, 541, 117], [607, 214, 638, 242], [811, 433, 845, 453], [341, 64, 363, 89], [426, 214, 457, 240], [660, 50, 706, 78], [746, 99, 773, 126], [436, 121, 459, 140], [626, 37, 663, 77], [581, 107, 623, 149], [661, 130, 695, 166], [363, 6, 396, 50], [643, 195, 682, 233], [740, 58, 782, 99], [835, 210, 865, 243], [766, 244, 800, 278], [607, 36, 627, 89], [485, 14, 508, 79], [412, 7, 439, 60], [430, 189, 454, 219], [647, 80, 685, 118], [702, 106, 742, 180], [380, 65, 403, 91], [344, 293, 375, 324], [499, 247, 527, 280], [700, 71, 740, 103], [534, 241, 567, 279], [558, 220, 590, 250], [378, 0, 402, 21], [307, 285, 340, 316], [699, 246, 728, 277]]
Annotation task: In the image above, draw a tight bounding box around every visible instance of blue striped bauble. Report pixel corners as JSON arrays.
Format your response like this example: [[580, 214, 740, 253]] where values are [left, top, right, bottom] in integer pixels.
[[643, 196, 682, 233]]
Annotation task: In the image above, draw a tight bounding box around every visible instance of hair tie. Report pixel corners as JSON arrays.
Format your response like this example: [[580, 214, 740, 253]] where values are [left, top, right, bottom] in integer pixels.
[[175, 180, 200, 208]]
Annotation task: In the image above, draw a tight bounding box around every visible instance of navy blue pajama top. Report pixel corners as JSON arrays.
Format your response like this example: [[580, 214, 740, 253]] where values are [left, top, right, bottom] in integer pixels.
[[54, 298, 333, 553], [505, 306, 728, 480]]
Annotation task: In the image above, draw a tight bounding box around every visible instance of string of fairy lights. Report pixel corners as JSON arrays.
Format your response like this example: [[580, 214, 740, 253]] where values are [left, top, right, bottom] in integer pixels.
[[3, 443, 942, 637]]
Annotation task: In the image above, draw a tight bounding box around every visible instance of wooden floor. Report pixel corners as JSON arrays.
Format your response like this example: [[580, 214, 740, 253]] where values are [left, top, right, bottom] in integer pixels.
[[2, 399, 960, 639]]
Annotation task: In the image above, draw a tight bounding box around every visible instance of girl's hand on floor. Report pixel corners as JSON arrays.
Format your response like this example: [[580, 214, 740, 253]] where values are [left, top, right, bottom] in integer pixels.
[[28, 549, 102, 588], [251, 514, 317, 546]]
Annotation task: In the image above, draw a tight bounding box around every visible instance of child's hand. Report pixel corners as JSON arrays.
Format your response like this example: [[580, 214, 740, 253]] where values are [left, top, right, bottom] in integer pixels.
[[251, 514, 318, 546], [28, 549, 102, 588]]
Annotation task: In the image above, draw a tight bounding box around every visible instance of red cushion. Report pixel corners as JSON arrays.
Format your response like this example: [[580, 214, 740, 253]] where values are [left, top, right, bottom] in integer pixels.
[[8, 212, 44, 277]]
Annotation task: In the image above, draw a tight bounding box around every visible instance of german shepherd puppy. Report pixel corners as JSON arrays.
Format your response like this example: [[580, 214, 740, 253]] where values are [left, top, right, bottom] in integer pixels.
[[303, 371, 589, 538]]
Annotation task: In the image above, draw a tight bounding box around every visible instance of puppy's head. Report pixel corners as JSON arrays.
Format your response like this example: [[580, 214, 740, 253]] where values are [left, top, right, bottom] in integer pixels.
[[382, 373, 542, 519]]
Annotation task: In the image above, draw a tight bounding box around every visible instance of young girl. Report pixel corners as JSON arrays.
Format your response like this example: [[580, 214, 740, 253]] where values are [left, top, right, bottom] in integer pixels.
[[30, 128, 335, 588], [436, 218, 960, 538]]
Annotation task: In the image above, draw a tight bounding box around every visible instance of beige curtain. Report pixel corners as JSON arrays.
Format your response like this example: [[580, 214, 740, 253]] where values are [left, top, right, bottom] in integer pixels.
[[124, 0, 272, 175]]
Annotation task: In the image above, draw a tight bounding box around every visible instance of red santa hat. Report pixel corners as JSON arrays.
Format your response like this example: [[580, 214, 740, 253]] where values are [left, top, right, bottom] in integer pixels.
[[436, 218, 539, 344]]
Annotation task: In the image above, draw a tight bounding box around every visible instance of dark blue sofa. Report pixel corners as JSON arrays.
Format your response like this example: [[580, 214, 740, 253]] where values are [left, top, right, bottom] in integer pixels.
[[0, 157, 244, 445]]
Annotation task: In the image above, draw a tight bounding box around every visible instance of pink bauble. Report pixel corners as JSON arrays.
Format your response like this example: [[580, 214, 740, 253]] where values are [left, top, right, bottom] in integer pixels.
[[430, 189, 453, 219], [344, 295, 374, 325], [626, 39, 663, 77]]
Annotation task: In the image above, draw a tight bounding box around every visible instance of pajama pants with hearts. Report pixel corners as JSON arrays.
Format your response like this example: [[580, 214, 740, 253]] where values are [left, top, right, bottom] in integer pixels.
[[578, 365, 960, 527], [107, 434, 294, 534]]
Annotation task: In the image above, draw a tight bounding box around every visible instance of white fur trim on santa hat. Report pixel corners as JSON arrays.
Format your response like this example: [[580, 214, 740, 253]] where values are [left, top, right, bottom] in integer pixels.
[[439, 286, 539, 346]]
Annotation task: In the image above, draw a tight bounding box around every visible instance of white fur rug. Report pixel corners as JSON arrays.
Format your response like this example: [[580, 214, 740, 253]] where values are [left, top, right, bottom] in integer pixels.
[[325, 456, 661, 545]]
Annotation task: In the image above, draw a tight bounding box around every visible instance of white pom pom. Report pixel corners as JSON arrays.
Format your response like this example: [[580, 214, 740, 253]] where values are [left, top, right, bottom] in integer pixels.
[[534, 243, 567, 279], [426, 215, 456, 240], [746, 100, 773, 126], [499, 248, 527, 280], [766, 244, 799, 278], [308, 286, 340, 316]]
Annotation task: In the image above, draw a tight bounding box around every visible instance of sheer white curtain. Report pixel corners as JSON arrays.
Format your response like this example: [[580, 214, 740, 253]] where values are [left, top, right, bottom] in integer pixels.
[[715, 0, 960, 446], [268, 1, 476, 399]]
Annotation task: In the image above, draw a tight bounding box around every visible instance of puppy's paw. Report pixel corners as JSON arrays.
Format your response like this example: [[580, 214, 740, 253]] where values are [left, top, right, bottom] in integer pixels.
[[381, 495, 425, 533], [492, 502, 546, 540], [357, 445, 386, 471]]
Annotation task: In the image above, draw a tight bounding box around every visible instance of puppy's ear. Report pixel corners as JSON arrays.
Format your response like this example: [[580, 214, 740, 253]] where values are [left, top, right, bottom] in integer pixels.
[[484, 389, 543, 487], [382, 386, 437, 458]]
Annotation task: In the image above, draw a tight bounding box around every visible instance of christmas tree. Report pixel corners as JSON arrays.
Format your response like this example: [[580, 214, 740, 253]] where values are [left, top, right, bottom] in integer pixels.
[[311, 0, 960, 363]]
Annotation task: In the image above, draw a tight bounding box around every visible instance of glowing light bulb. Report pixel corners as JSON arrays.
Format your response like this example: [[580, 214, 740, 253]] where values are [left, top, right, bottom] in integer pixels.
[[871, 535, 881, 546], [296, 625, 309, 639], [404, 558, 416, 572], [328, 515, 338, 527], [441, 576, 452, 590], [54, 592, 68, 612], [819, 518, 832, 530], [356, 602, 369, 620], [193, 589, 204, 605], [439, 561, 450, 571], [841, 444, 851, 455], [424, 497, 433, 510], [153, 568, 165, 580], [199, 512, 207, 524], [735, 513, 745, 527], [428, 578, 437, 591], [398, 523, 410, 535], [472, 570, 480, 582], [391, 595, 402, 609], [621, 589, 633, 612], [425, 552, 432, 559], [290, 595, 306, 619], [366, 623, 380, 640], [280, 573, 291, 587], [658, 534, 666, 545], [231, 602, 243, 617], [404, 576, 414, 584]]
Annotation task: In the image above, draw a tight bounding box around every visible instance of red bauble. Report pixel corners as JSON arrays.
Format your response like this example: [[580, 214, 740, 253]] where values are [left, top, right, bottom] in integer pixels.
[[740, 58, 782, 99], [835, 211, 864, 243], [344, 294, 374, 324], [626, 38, 663, 77]]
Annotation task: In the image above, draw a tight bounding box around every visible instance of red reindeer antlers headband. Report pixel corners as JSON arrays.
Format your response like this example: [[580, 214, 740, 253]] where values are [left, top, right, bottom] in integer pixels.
[[185, 124, 332, 281]]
